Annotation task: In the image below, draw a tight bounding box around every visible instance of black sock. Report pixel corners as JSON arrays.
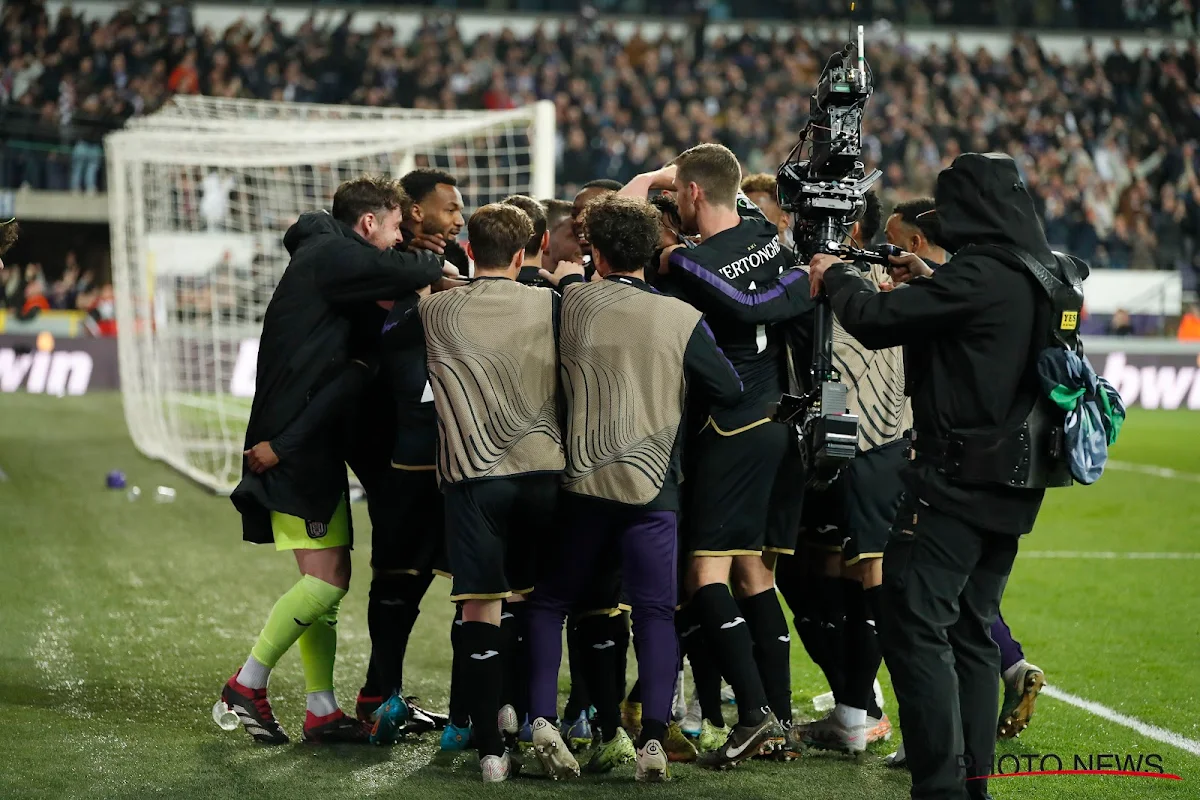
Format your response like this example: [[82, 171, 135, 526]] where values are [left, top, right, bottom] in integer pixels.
[[367, 573, 434, 697], [448, 607, 469, 728], [864, 584, 885, 718], [458, 620, 505, 757], [627, 679, 642, 704], [576, 613, 624, 742], [564, 616, 590, 720], [501, 600, 530, 723], [692, 583, 767, 728], [776, 555, 835, 697], [638, 717, 668, 749], [832, 578, 864, 708], [738, 588, 793, 725], [361, 656, 381, 699], [677, 605, 724, 727], [815, 575, 847, 701], [841, 580, 884, 714]]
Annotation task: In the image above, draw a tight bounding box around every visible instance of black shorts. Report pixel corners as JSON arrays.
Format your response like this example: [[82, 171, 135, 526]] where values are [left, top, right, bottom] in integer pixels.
[[841, 441, 907, 565], [444, 474, 558, 601], [765, 435, 806, 555], [368, 468, 449, 578], [797, 475, 846, 554], [573, 556, 626, 617], [686, 419, 789, 556]]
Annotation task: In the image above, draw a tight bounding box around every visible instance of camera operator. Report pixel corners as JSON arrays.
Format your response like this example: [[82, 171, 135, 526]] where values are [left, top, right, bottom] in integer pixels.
[[885, 197, 1050, 758], [808, 153, 1066, 800]]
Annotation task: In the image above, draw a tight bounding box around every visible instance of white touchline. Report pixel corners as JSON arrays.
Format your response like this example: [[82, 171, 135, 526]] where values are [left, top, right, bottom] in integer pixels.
[[1042, 685, 1200, 757], [1106, 460, 1200, 483], [1022, 551, 1200, 560]]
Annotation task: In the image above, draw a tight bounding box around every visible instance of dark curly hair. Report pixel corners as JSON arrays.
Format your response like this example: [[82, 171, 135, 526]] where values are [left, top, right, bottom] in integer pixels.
[[858, 190, 882, 244], [582, 196, 661, 275], [0, 219, 18, 256], [649, 193, 681, 231]]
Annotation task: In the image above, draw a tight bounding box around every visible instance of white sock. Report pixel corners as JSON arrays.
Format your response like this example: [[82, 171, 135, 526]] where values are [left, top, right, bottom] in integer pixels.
[[1002, 659, 1027, 687], [834, 703, 868, 730], [238, 655, 271, 690], [306, 690, 338, 717]]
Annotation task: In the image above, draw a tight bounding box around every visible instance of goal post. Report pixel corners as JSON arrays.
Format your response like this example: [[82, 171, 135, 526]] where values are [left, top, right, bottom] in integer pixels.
[[106, 98, 557, 493]]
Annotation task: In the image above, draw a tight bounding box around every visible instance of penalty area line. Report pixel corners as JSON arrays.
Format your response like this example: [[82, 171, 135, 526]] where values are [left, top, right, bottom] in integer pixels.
[[1021, 551, 1200, 560], [1042, 685, 1200, 758], [1106, 460, 1200, 483]]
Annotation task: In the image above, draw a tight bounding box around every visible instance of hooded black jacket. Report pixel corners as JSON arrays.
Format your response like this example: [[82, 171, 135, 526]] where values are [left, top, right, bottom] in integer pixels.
[[232, 211, 443, 544], [823, 153, 1051, 535]]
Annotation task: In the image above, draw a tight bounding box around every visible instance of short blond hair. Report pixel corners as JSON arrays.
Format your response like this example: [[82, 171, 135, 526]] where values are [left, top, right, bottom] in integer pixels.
[[674, 143, 742, 208]]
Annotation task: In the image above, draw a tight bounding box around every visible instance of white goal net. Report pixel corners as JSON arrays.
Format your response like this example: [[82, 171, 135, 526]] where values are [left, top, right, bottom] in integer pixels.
[[105, 97, 556, 493]]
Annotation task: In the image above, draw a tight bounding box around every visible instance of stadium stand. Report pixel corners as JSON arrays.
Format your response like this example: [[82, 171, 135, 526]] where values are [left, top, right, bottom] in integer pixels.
[[1, 1, 1198, 308]]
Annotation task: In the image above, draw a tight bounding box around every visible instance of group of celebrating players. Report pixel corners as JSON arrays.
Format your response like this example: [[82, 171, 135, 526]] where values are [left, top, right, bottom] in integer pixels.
[[219, 143, 1046, 786]]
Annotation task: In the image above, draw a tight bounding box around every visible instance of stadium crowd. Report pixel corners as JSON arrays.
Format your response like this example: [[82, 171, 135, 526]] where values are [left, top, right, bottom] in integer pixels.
[[1, 1, 1199, 294]]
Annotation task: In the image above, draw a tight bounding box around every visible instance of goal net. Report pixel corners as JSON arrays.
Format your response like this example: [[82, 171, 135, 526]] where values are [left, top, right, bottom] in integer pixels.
[[105, 97, 556, 493]]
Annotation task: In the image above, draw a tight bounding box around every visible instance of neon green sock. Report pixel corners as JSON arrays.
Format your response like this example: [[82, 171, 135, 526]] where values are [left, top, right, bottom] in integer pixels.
[[298, 601, 340, 695], [249, 575, 347, 669]]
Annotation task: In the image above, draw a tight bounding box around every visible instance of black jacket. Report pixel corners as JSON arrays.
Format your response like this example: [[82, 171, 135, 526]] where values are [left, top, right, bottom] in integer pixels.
[[232, 211, 443, 544], [824, 153, 1050, 535]]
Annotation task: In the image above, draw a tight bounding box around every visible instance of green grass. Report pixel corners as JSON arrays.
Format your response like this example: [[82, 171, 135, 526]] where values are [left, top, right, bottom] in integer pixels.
[[1, 393, 1198, 799]]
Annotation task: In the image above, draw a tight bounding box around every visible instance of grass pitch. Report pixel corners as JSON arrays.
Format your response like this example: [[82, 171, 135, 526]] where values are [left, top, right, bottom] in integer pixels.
[[1, 392, 1198, 799]]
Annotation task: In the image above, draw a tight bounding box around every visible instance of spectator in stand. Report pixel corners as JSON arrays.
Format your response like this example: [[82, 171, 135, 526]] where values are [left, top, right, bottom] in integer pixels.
[[21, 266, 50, 318], [1109, 308, 1136, 336], [1179, 303, 1200, 340], [167, 50, 200, 95], [87, 283, 118, 337], [49, 255, 80, 309]]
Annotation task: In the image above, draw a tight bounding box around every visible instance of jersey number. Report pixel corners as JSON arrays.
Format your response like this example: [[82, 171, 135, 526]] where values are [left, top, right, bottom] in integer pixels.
[[747, 281, 768, 354]]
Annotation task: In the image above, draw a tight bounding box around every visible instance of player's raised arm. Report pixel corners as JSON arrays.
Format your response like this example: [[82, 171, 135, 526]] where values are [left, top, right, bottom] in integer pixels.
[[668, 246, 814, 324]]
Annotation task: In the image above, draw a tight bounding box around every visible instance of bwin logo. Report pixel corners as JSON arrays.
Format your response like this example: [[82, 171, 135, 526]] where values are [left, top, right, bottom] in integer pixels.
[[0, 348, 93, 395]]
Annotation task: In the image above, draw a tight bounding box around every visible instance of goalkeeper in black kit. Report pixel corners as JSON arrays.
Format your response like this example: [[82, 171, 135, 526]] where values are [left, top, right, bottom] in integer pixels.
[[221, 176, 443, 746], [621, 143, 814, 768]]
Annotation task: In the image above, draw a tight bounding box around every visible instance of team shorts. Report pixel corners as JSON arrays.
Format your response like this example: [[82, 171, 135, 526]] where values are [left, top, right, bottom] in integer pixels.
[[840, 440, 907, 565], [444, 473, 558, 601], [764, 434, 807, 555], [686, 418, 790, 556], [369, 467, 449, 578], [797, 476, 846, 554], [271, 494, 351, 551], [572, 556, 628, 618]]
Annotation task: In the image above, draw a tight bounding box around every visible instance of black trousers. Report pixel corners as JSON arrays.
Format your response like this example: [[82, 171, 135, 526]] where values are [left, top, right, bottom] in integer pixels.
[[878, 493, 1019, 800]]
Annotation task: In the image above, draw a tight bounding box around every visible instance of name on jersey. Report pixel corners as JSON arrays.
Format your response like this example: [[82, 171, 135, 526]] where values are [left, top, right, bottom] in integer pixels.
[[718, 236, 782, 281]]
